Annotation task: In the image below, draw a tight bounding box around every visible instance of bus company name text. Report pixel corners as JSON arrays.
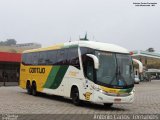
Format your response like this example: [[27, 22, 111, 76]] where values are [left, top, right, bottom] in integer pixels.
[[29, 68, 45, 74]]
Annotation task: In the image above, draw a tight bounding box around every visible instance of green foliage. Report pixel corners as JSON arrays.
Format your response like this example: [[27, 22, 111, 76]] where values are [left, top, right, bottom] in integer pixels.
[[0, 39, 17, 46], [146, 48, 155, 52]]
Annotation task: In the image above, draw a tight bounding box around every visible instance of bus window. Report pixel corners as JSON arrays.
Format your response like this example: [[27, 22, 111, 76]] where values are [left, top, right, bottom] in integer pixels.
[[39, 52, 47, 65], [47, 50, 58, 65], [22, 54, 27, 65], [67, 48, 80, 69], [56, 49, 68, 65], [32, 52, 39, 65], [25, 53, 32, 65], [80, 47, 95, 76], [86, 59, 94, 81], [80, 47, 94, 55]]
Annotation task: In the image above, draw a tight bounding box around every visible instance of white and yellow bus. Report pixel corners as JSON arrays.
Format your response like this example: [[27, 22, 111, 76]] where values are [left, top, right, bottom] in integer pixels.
[[19, 41, 135, 107]]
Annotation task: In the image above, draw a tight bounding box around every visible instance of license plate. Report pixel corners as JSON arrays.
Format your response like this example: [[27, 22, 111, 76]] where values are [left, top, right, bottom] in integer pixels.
[[114, 98, 121, 103]]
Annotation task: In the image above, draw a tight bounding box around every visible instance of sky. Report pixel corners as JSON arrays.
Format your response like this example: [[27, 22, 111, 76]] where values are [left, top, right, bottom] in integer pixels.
[[0, 0, 160, 52]]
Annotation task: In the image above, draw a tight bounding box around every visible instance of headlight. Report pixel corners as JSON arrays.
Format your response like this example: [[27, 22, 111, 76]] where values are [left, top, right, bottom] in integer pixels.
[[92, 85, 101, 91]]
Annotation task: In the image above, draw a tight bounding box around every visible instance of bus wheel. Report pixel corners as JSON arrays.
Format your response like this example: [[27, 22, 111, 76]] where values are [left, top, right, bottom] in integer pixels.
[[71, 87, 80, 106], [26, 81, 32, 95], [104, 103, 113, 108], [32, 82, 37, 96]]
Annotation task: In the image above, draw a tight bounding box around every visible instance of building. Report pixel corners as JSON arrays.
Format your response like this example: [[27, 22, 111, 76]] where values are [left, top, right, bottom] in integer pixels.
[[0, 42, 41, 86], [0, 43, 41, 53], [131, 50, 160, 81], [131, 50, 160, 69], [0, 52, 21, 86], [11, 43, 41, 49]]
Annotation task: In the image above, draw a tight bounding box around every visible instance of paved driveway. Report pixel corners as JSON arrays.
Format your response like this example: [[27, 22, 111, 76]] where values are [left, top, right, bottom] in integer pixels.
[[0, 80, 160, 114]]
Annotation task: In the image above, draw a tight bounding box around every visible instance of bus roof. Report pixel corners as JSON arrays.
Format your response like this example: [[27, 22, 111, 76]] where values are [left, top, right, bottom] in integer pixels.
[[23, 41, 129, 54]]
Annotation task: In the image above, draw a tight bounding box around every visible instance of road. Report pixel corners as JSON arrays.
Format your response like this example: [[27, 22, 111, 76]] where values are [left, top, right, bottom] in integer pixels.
[[0, 80, 160, 114]]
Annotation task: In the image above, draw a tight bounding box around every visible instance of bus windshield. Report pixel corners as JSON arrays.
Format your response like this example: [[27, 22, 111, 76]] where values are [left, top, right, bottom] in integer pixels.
[[95, 51, 134, 88]]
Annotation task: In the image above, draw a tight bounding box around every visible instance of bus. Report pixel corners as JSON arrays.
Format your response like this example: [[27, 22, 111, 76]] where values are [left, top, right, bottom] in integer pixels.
[[19, 40, 135, 107]]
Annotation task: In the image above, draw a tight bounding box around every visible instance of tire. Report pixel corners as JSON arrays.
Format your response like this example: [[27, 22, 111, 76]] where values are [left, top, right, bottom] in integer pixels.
[[104, 103, 113, 108], [71, 87, 80, 106], [26, 82, 32, 95], [32, 82, 37, 96]]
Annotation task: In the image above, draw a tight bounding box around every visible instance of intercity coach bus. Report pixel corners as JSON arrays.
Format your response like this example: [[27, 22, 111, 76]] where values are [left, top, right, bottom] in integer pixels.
[[19, 41, 135, 107]]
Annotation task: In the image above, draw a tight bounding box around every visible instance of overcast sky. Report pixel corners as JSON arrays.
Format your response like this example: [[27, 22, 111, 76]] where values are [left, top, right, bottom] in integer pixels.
[[0, 0, 160, 52]]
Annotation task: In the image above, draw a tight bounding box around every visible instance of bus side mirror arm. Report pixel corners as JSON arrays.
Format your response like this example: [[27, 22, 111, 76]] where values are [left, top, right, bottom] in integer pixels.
[[86, 54, 99, 69]]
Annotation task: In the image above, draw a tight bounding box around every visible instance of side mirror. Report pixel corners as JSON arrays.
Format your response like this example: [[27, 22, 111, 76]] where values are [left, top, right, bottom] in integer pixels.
[[132, 59, 143, 73], [86, 54, 99, 69]]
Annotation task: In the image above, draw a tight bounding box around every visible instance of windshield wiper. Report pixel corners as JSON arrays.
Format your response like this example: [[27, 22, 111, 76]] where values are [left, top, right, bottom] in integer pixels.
[[108, 60, 119, 85], [108, 54, 119, 85]]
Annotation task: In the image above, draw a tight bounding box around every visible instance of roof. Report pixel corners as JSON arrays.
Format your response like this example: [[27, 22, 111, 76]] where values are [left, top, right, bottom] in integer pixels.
[[146, 69, 160, 73], [0, 43, 41, 53], [0, 52, 21, 62], [24, 41, 129, 54], [131, 50, 160, 59]]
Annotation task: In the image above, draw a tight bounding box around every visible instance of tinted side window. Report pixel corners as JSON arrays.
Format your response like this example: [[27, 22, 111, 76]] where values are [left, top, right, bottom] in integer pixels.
[[80, 47, 95, 76], [80, 47, 94, 66], [56, 49, 68, 65], [80, 47, 94, 56], [57, 50, 65, 64], [25, 53, 32, 65], [86, 58, 94, 81], [39, 52, 47, 65], [47, 50, 57, 65], [67, 47, 80, 69], [32, 52, 39, 65]]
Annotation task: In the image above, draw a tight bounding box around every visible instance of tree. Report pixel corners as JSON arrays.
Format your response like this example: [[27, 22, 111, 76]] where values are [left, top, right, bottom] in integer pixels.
[[0, 41, 5, 45], [0, 39, 17, 46], [5, 39, 17, 45], [146, 48, 155, 52]]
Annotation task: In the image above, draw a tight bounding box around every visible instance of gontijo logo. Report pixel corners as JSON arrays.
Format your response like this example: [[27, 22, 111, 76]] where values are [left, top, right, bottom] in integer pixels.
[[29, 67, 45, 74]]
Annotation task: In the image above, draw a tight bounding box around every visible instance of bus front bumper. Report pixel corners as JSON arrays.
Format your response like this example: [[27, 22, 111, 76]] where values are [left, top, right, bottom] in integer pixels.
[[92, 90, 134, 104]]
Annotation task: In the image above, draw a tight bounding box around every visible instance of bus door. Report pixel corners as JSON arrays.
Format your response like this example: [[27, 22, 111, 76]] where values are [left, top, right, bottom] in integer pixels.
[[83, 57, 95, 101]]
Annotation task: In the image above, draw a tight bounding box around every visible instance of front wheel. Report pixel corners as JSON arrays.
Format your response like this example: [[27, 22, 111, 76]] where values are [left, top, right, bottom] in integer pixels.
[[71, 87, 81, 106], [104, 103, 113, 108]]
